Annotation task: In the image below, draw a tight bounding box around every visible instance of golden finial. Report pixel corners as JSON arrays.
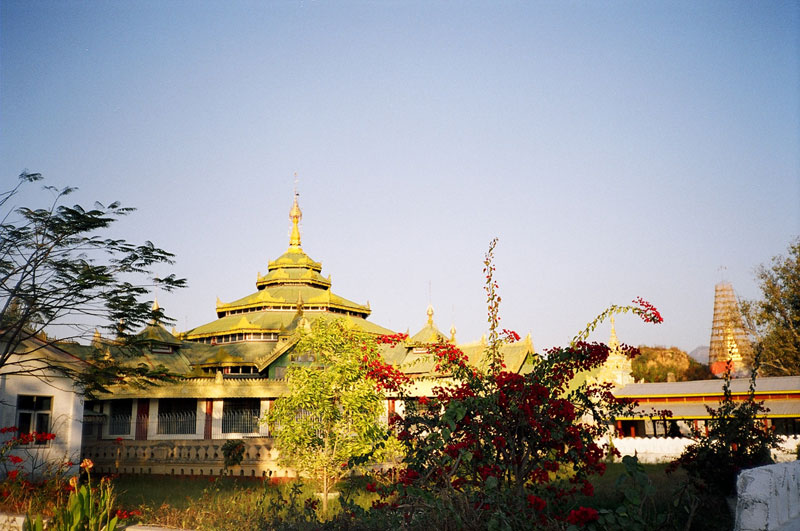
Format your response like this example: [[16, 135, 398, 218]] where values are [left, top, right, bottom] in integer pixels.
[[426, 304, 434, 326], [92, 329, 103, 348], [450, 325, 456, 343], [609, 316, 619, 350], [289, 175, 302, 248], [150, 297, 161, 324]]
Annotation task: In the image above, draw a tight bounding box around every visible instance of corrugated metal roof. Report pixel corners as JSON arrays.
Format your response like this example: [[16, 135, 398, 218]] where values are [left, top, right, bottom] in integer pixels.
[[616, 376, 800, 397], [619, 399, 800, 420]]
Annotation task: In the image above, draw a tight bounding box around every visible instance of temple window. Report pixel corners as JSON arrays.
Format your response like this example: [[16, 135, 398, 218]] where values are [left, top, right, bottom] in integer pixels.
[[109, 399, 133, 435], [157, 398, 197, 435], [151, 345, 173, 354], [222, 398, 260, 433]]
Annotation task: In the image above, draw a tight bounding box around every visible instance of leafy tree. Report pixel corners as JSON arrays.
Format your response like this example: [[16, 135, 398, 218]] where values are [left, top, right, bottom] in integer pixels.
[[631, 346, 713, 382], [0, 171, 185, 396], [741, 237, 800, 376], [266, 318, 398, 514]]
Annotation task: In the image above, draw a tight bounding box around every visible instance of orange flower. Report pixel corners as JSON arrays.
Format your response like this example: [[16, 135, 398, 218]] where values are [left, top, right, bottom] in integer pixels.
[[80, 458, 94, 470]]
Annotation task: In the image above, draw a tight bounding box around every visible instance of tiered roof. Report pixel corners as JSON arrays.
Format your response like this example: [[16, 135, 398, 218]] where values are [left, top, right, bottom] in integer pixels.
[[69, 193, 537, 398], [185, 193, 382, 342]]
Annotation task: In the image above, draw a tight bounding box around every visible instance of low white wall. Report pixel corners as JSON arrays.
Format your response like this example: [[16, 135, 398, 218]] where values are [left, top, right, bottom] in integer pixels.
[[609, 436, 692, 463], [735, 461, 800, 531], [609, 435, 800, 464]]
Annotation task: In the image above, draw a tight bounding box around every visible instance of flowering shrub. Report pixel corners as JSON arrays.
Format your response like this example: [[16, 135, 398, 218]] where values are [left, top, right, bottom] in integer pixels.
[[1, 427, 75, 515], [361, 239, 662, 529]]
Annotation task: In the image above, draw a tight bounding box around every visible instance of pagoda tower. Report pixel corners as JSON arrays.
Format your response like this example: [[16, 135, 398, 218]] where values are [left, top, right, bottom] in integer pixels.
[[708, 282, 752, 376], [182, 193, 392, 378], [591, 316, 634, 388]]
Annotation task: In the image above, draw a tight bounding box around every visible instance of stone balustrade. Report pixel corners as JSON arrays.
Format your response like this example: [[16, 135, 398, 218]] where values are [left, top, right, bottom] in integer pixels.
[[81, 438, 296, 479], [81, 435, 799, 480]]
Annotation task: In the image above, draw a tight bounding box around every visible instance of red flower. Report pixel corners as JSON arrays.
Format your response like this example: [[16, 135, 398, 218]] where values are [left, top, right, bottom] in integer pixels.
[[7, 470, 19, 480], [8, 455, 23, 464], [418, 396, 429, 406], [399, 468, 420, 486], [526, 494, 546, 511], [633, 297, 663, 324], [365, 482, 377, 492], [566, 506, 599, 525]]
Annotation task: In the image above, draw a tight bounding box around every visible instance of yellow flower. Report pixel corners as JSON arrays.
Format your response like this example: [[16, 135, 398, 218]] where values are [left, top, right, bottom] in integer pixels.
[[80, 458, 94, 470], [69, 476, 79, 489]]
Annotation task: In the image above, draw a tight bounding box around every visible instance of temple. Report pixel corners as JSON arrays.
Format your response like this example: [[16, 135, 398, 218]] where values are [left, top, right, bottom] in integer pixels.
[[72, 193, 535, 477]]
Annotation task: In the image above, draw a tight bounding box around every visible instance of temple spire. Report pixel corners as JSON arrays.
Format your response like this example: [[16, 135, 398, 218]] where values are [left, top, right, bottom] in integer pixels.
[[150, 296, 161, 325], [289, 189, 302, 249], [426, 304, 434, 325], [608, 315, 619, 350]]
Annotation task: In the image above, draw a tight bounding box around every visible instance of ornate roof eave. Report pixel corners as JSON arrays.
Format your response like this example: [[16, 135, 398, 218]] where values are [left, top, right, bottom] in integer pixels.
[[92, 377, 290, 400], [256, 276, 331, 290], [254, 335, 301, 372]]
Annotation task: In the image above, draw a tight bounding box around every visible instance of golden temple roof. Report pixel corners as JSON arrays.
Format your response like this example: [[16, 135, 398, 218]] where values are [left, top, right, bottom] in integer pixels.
[[185, 193, 381, 342]]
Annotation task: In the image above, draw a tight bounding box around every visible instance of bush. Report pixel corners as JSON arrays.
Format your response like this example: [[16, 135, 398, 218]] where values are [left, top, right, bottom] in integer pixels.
[[361, 239, 664, 529], [221, 439, 246, 468], [671, 360, 780, 498]]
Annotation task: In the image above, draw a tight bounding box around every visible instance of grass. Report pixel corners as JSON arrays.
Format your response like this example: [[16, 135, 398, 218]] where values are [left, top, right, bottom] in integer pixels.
[[112, 474, 378, 530], [1, 464, 730, 530], [113, 463, 680, 514]]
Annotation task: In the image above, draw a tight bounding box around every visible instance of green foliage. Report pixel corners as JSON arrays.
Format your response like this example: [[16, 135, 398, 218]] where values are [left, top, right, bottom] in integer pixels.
[[631, 346, 713, 382], [589, 456, 675, 531], [49, 480, 119, 531], [221, 439, 246, 468], [741, 237, 800, 376], [0, 171, 185, 396], [266, 319, 387, 513], [21, 514, 45, 531], [23, 465, 120, 531]]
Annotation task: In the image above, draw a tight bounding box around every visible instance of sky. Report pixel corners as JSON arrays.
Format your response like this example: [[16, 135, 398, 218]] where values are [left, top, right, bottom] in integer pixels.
[[1, 1, 798, 354]]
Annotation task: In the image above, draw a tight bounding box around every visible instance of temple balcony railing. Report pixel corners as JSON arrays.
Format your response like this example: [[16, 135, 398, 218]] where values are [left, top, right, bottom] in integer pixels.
[[81, 438, 298, 478]]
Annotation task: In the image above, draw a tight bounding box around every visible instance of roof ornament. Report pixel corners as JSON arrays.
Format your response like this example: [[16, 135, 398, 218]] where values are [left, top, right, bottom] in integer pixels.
[[289, 174, 302, 249], [150, 296, 161, 325], [450, 324, 457, 343], [426, 304, 434, 326], [608, 315, 620, 350]]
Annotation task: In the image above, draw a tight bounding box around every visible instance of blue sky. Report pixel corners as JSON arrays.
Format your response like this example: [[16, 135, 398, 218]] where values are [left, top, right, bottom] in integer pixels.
[[2, 1, 798, 353]]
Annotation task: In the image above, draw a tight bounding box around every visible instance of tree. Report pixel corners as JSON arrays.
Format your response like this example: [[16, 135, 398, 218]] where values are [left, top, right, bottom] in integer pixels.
[[266, 318, 400, 514], [741, 237, 800, 376], [0, 171, 186, 395]]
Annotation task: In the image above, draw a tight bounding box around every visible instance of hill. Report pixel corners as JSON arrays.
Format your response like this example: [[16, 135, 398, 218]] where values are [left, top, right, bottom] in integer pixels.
[[632, 346, 714, 382]]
